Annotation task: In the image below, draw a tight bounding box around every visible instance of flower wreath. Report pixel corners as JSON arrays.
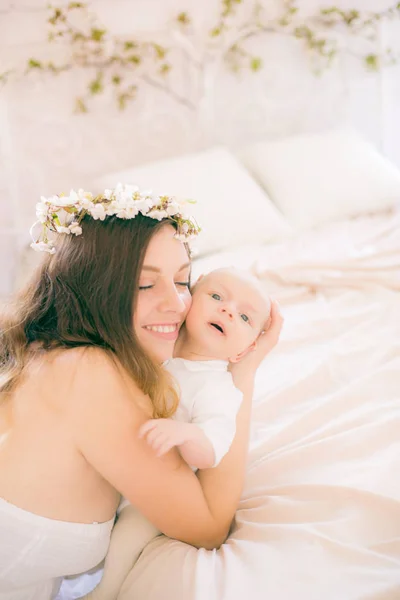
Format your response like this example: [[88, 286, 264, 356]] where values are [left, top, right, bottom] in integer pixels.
[[30, 182, 200, 254]]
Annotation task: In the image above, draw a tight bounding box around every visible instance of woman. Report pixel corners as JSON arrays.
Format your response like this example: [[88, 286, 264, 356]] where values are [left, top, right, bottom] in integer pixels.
[[0, 185, 282, 600]]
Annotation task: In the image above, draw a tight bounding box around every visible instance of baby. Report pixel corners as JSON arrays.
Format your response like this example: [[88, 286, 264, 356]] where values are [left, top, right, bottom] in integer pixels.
[[81, 267, 272, 600]]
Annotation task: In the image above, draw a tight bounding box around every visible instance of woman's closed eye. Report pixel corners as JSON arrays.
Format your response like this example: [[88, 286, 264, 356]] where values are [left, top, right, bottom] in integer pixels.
[[139, 280, 190, 291]]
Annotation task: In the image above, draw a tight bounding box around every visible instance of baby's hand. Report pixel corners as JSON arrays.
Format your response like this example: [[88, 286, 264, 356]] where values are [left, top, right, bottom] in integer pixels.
[[139, 419, 193, 457]]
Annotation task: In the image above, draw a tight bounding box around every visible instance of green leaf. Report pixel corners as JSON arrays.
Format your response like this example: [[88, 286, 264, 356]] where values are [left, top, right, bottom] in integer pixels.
[[89, 72, 103, 94], [321, 8, 338, 16], [68, 2, 84, 8], [124, 41, 137, 51], [48, 8, 65, 25], [91, 28, 106, 42], [159, 63, 171, 75], [153, 44, 167, 59], [112, 74, 121, 85], [365, 54, 379, 70], [0, 70, 13, 84], [72, 32, 85, 42], [294, 25, 312, 40], [28, 59, 42, 69], [118, 94, 128, 110], [210, 26, 223, 37], [128, 55, 141, 65], [346, 9, 359, 24], [250, 57, 262, 71], [177, 12, 190, 25], [75, 97, 88, 113]]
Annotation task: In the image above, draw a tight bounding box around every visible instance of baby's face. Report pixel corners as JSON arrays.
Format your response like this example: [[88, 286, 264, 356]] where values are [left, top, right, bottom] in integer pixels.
[[185, 269, 271, 362]]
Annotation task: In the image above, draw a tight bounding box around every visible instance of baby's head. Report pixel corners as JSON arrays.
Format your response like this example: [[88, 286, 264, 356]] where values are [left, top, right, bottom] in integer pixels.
[[184, 267, 271, 363]]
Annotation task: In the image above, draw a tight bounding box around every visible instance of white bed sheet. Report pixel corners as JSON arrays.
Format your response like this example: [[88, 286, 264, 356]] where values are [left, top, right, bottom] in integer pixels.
[[60, 210, 400, 600]]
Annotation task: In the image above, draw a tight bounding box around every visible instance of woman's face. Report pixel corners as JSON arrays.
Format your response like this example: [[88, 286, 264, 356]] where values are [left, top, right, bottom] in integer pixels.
[[134, 224, 192, 363]]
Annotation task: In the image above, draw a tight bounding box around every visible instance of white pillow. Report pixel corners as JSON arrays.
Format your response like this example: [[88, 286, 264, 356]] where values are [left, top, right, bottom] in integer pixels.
[[93, 147, 292, 256], [238, 128, 400, 229]]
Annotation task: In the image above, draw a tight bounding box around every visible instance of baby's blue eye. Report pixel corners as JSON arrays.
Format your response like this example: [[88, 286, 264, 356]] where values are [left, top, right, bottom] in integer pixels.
[[241, 314, 249, 323], [211, 293, 221, 301]]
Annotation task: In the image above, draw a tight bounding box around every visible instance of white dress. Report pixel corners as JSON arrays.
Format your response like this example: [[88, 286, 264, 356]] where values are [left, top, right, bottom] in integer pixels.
[[0, 496, 114, 600]]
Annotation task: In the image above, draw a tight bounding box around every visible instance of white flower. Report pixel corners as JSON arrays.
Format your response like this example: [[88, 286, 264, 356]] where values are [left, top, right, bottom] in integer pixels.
[[105, 202, 118, 216], [124, 183, 140, 195], [56, 225, 71, 234], [55, 194, 78, 208], [181, 223, 189, 234], [147, 209, 168, 221], [69, 222, 82, 235], [40, 195, 58, 205], [166, 203, 180, 216], [36, 202, 49, 223], [79, 199, 94, 211], [76, 188, 93, 209], [68, 189, 79, 203], [30, 241, 56, 254], [103, 189, 113, 200], [136, 197, 154, 213], [115, 205, 140, 219], [89, 203, 107, 221]]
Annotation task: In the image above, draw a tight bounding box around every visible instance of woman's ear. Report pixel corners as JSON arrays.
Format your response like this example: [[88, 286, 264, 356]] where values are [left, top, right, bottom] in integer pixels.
[[229, 340, 257, 364]]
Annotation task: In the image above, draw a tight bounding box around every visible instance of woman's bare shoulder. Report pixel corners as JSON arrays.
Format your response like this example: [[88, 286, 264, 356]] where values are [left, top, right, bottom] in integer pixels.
[[46, 346, 148, 415], [49, 345, 117, 371]]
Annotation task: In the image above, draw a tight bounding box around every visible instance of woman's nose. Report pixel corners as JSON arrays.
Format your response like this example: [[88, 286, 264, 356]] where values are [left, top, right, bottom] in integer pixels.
[[159, 284, 187, 314]]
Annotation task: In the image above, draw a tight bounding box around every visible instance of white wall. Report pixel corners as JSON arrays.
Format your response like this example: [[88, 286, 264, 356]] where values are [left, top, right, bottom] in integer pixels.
[[1, 0, 400, 297]]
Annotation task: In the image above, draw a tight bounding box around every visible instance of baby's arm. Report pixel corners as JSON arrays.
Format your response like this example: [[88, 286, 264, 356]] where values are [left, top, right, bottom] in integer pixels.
[[140, 378, 242, 471], [139, 419, 215, 469], [79, 504, 160, 600]]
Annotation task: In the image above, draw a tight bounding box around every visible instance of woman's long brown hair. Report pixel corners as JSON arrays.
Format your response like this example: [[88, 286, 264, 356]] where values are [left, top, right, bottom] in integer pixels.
[[0, 214, 186, 417]]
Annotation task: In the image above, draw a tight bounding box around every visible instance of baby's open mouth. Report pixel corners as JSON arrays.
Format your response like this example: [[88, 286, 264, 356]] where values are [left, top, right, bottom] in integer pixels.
[[209, 322, 224, 334]]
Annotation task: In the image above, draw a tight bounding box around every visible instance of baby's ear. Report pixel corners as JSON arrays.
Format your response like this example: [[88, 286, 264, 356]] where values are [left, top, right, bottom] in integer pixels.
[[229, 340, 257, 364], [191, 273, 204, 294]]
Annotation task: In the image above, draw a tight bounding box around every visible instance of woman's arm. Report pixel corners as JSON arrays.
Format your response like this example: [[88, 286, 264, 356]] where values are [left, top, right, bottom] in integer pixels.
[[68, 302, 282, 549], [67, 349, 229, 549]]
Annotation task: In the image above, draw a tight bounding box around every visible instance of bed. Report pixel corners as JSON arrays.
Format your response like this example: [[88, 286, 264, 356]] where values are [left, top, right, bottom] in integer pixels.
[[49, 130, 400, 600]]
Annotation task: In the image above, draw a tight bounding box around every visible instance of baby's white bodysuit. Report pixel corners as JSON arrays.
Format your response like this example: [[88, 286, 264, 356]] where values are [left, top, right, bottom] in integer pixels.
[[165, 357, 243, 467]]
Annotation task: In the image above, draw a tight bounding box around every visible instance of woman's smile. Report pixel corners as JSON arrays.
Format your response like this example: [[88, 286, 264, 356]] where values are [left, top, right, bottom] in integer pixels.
[[143, 322, 180, 341]]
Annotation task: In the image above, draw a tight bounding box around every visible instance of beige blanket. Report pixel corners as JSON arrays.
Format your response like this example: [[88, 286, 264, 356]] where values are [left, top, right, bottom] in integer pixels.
[[119, 212, 400, 600]]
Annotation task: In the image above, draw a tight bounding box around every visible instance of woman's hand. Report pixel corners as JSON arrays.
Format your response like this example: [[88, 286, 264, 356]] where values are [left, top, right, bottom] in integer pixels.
[[230, 300, 283, 375]]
